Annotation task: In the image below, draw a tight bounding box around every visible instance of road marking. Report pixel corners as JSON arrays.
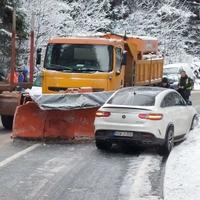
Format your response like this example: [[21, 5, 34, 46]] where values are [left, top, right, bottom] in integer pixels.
[[0, 143, 40, 168]]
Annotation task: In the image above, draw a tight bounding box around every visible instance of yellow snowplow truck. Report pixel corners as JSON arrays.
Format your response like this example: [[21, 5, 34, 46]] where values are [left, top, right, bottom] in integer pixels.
[[42, 33, 163, 93], [12, 33, 164, 140]]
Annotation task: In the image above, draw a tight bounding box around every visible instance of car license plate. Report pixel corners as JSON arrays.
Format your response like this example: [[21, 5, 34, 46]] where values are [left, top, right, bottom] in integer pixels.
[[114, 131, 133, 137]]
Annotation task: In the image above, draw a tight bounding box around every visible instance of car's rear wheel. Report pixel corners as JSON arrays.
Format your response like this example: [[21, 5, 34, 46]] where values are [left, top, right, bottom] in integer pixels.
[[95, 140, 112, 151], [190, 115, 199, 130], [1, 115, 13, 130], [161, 126, 174, 156]]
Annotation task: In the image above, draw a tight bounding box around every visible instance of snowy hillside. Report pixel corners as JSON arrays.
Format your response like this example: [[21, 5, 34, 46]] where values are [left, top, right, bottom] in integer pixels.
[[19, 0, 200, 63], [1, 0, 200, 76]]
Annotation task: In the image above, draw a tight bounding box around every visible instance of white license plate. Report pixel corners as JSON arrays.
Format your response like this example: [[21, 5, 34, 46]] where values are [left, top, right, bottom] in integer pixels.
[[114, 131, 133, 137]]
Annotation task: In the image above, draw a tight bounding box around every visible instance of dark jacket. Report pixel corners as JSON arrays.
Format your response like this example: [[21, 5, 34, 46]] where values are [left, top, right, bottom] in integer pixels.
[[178, 75, 193, 91], [160, 77, 170, 88]]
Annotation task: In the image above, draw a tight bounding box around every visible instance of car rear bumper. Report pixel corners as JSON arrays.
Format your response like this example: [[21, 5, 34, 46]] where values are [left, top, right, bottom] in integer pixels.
[[95, 130, 165, 146]]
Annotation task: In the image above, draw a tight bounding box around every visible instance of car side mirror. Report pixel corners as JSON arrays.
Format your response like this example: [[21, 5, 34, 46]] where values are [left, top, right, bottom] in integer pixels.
[[121, 51, 127, 65], [36, 48, 42, 65]]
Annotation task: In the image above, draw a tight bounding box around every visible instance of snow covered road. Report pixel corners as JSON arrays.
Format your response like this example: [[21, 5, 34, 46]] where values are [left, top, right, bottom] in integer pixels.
[[0, 134, 166, 200], [0, 91, 199, 200]]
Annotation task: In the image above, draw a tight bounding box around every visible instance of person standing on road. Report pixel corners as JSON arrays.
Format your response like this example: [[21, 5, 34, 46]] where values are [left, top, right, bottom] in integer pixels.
[[177, 70, 193, 103]]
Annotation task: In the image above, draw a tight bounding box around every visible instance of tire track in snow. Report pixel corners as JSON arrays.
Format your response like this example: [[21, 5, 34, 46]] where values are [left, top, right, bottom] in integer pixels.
[[119, 153, 165, 200]]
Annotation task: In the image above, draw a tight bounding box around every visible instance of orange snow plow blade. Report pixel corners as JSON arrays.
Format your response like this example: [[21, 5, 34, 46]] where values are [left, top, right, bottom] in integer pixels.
[[12, 101, 98, 140]]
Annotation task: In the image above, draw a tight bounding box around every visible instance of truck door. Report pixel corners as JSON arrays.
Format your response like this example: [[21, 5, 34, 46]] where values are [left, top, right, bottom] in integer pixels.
[[109, 47, 124, 90]]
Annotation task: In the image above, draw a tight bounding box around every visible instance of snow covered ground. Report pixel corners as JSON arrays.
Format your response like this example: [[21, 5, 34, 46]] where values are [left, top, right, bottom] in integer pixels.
[[194, 79, 200, 90], [164, 120, 200, 200]]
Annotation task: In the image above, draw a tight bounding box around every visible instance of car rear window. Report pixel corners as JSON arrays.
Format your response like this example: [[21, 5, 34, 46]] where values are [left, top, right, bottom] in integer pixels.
[[107, 90, 155, 106]]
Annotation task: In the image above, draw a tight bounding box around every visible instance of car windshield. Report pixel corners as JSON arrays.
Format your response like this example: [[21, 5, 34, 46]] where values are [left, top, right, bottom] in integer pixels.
[[107, 89, 156, 106], [44, 44, 113, 73], [163, 67, 179, 75]]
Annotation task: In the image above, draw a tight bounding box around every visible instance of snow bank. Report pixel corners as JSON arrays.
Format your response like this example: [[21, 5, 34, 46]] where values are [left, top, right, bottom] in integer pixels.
[[164, 121, 200, 200], [194, 79, 200, 90]]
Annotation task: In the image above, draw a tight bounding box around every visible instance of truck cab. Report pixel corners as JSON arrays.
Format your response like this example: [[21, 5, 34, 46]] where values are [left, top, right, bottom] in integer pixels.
[[42, 37, 125, 93], [41, 34, 164, 93]]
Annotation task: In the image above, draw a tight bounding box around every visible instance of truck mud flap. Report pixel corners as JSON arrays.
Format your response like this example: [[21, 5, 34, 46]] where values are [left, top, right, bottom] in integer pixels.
[[12, 101, 98, 140]]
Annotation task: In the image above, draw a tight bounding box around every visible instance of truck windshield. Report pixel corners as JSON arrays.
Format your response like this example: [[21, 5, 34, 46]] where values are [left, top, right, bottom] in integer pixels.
[[44, 44, 113, 72]]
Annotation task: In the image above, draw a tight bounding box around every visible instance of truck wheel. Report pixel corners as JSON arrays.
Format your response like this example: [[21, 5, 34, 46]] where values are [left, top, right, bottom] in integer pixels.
[[1, 115, 13, 130], [160, 126, 174, 156], [95, 140, 112, 151]]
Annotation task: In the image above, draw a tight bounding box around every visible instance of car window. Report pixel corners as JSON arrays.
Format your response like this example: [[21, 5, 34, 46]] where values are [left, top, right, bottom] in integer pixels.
[[161, 93, 175, 107], [172, 93, 186, 106], [107, 90, 155, 106], [161, 92, 186, 107]]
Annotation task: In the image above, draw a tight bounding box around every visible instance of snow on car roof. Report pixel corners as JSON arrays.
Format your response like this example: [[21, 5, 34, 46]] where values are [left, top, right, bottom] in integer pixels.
[[164, 63, 192, 68], [116, 86, 166, 96], [164, 63, 194, 78]]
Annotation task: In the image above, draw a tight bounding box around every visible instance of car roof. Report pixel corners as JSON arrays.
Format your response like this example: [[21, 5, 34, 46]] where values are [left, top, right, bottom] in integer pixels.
[[107, 86, 179, 108], [115, 86, 167, 96], [154, 88, 182, 107], [164, 63, 194, 79], [164, 63, 192, 68]]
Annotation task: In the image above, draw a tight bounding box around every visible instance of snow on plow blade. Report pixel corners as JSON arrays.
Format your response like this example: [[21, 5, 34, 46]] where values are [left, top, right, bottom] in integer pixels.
[[12, 92, 112, 140]]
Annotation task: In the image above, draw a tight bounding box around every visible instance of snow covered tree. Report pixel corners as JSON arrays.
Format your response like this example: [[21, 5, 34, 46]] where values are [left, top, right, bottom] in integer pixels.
[[112, 0, 192, 63], [20, 0, 71, 48], [156, 1, 192, 63], [18, 0, 200, 63], [64, 0, 112, 34], [0, 0, 27, 80], [184, 0, 200, 57]]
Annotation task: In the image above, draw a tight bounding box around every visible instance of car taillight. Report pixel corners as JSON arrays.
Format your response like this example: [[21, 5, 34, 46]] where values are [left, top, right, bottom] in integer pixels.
[[96, 111, 111, 117], [138, 113, 163, 120]]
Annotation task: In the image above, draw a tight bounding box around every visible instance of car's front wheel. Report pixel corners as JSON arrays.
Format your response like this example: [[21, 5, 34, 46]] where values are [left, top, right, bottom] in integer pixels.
[[95, 140, 112, 151], [161, 126, 174, 156]]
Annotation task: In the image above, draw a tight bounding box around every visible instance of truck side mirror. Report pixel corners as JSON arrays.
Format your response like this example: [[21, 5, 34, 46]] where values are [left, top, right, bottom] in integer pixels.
[[36, 48, 42, 65], [121, 51, 127, 65]]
